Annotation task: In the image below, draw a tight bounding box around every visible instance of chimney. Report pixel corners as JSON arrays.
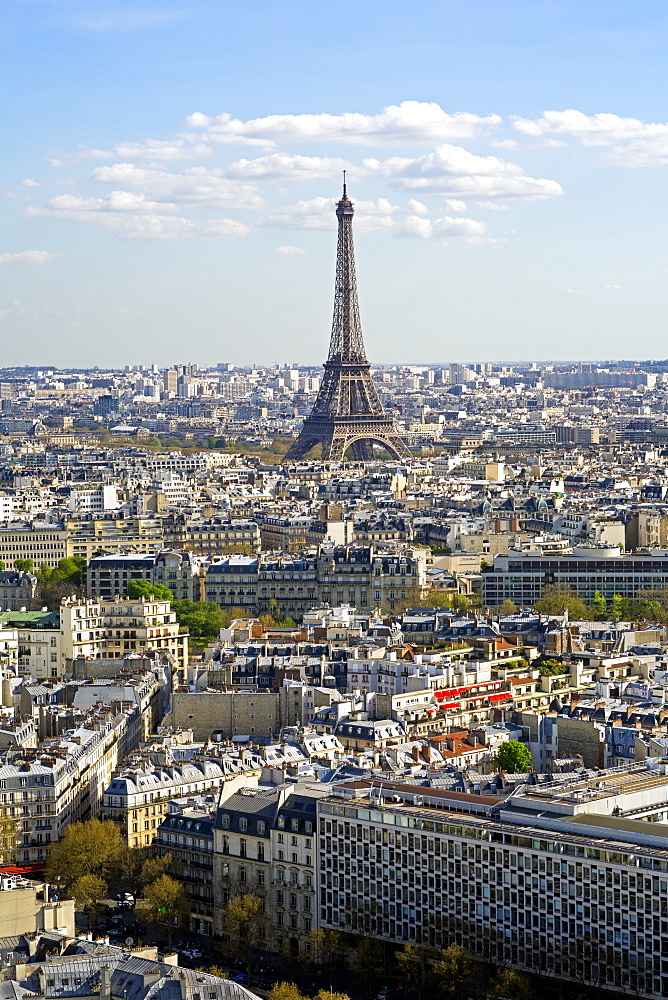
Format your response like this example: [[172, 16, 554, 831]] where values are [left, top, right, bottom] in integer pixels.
[[100, 966, 111, 1000]]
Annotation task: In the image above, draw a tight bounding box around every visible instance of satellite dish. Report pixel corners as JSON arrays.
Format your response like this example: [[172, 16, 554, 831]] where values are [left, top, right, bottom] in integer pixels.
[[125, 937, 134, 948]]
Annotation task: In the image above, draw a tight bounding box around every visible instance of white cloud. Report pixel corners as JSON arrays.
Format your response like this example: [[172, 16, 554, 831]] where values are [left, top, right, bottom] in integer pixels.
[[443, 199, 467, 212], [365, 144, 563, 199], [88, 163, 265, 209], [226, 153, 349, 180], [261, 196, 401, 232], [564, 287, 588, 295], [0, 251, 58, 265], [513, 109, 668, 166], [490, 138, 518, 149], [184, 101, 502, 148], [44, 192, 177, 213], [407, 198, 429, 216], [604, 283, 622, 290], [71, 138, 214, 162], [29, 198, 247, 240], [21, 178, 40, 187], [276, 245, 307, 255]]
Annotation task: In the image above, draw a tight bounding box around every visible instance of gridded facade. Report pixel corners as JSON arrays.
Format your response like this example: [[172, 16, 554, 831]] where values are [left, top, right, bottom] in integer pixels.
[[483, 553, 668, 606], [317, 787, 668, 999]]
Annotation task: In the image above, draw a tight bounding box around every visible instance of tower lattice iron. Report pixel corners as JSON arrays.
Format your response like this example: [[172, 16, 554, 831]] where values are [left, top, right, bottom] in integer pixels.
[[283, 181, 411, 463]]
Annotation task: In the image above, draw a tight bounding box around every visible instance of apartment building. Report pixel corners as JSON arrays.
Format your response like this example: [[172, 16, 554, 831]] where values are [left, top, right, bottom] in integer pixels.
[[163, 516, 261, 556], [317, 766, 668, 999], [0, 570, 38, 610], [101, 757, 251, 848], [1, 609, 61, 679], [205, 544, 428, 622], [153, 794, 216, 936], [87, 554, 156, 598], [60, 596, 189, 674], [0, 522, 68, 569], [65, 515, 164, 561], [67, 484, 121, 513], [212, 781, 328, 956], [482, 547, 668, 606], [0, 702, 142, 864]]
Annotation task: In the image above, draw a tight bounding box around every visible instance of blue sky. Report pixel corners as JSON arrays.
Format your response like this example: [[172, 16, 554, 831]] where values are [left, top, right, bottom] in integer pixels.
[[3, 0, 668, 367]]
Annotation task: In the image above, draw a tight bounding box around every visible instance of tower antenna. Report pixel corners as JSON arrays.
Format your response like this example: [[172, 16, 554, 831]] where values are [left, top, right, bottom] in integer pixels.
[[342, 170, 347, 197]]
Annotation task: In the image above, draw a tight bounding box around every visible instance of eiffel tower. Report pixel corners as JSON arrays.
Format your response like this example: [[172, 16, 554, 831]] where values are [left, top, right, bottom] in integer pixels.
[[283, 179, 411, 463]]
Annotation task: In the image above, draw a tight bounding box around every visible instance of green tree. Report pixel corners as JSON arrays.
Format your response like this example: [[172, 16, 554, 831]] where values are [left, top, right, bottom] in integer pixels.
[[37, 557, 87, 610], [498, 599, 518, 614], [224, 893, 265, 979], [488, 967, 535, 1000], [145, 873, 188, 948], [611, 593, 624, 619], [534, 584, 589, 620], [493, 740, 533, 774], [450, 593, 472, 613], [126, 579, 174, 601], [590, 590, 608, 619], [537, 658, 568, 676], [432, 944, 473, 999], [14, 558, 34, 572], [46, 818, 124, 894], [313, 992, 349, 1000], [172, 599, 229, 642]]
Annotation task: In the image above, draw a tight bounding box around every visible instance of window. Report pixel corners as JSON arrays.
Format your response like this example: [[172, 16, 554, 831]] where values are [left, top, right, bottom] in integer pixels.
[[239, 818, 247, 832]]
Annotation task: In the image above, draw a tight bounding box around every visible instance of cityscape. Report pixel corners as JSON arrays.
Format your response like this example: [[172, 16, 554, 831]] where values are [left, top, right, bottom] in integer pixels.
[[5, 3, 668, 1000]]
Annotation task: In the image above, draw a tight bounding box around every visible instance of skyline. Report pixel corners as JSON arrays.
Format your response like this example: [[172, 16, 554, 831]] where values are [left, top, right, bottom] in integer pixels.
[[3, 2, 668, 366]]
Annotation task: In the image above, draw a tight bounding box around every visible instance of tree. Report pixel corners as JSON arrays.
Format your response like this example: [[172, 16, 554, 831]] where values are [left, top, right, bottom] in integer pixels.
[[488, 967, 535, 1000], [498, 599, 518, 615], [70, 873, 107, 921], [611, 593, 624, 619], [269, 984, 306, 1000], [37, 557, 87, 610], [46, 818, 124, 894], [14, 558, 34, 572], [537, 657, 568, 676], [590, 590, 608, 620], [451, 593, 472, 613], [310, 928, 343, 980], [224, 893, 265, 979], [534, 584, 589, 620], [492, 740, 533, 774], [313, 992, 349, 1000], [396, 944, 434, 1000], [432, 944, 473, 998], [353, 936, 384, 999], [126, 579, 173, 601], [171, 599, 229, 642], [145, 873, 188, 948], [139, 852, 174, 889]]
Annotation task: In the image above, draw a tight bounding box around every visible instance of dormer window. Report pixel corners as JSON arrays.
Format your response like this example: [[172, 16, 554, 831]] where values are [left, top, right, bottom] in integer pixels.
[[257, 821, 265, 835], [239, 818, 248, 832], [277, 817, 285, 829], [221, 814, 230, 829]]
